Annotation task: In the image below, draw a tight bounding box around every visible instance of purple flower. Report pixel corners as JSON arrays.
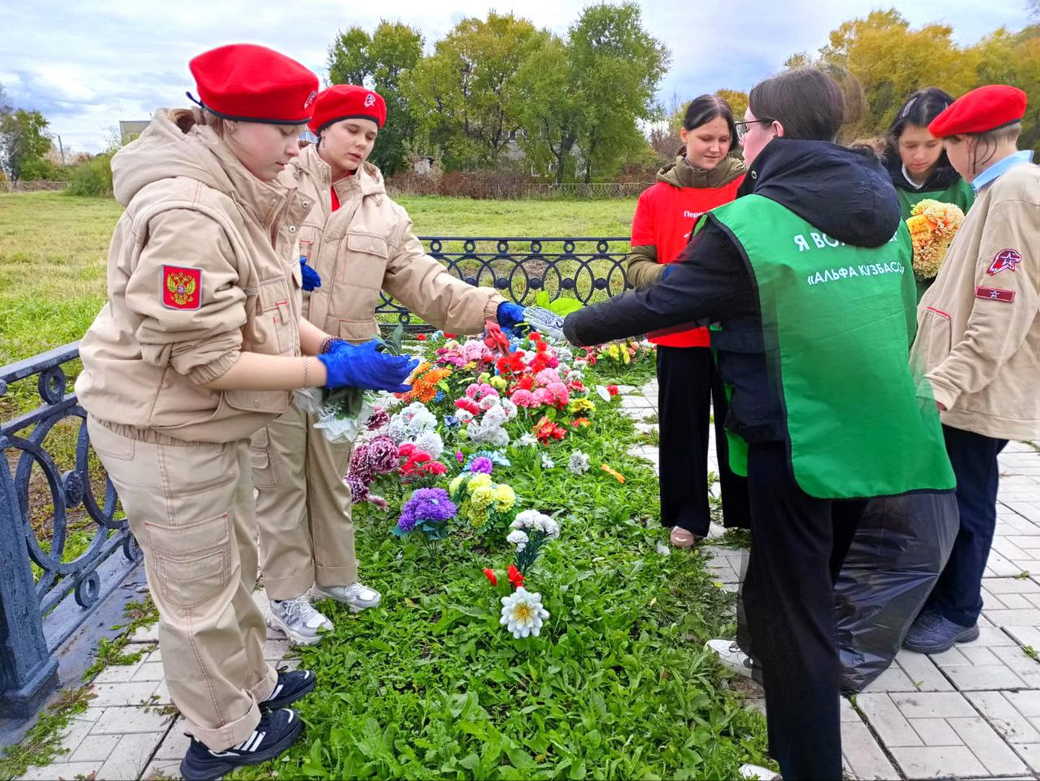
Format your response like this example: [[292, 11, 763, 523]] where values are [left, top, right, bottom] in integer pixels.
[[367, 435, 398, 474], [397, 487, 457, 532], [469, 456, 494, 474], [366, 408, 390, 431], [346, 474, 369, 504]]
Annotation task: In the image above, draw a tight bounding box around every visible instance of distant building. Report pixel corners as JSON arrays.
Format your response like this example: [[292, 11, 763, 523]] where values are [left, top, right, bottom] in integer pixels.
[[119, 120, 150, 145]]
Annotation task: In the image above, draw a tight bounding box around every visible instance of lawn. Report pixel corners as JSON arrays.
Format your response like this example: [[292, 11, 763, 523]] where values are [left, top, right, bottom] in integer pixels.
[[0, 192, 637, 366], [0, 194, 772, 778]]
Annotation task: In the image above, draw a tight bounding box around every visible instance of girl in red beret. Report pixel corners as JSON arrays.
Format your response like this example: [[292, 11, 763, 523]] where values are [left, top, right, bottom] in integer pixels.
[[905, 84, 1040, 656], [251, 85, 527, 646], [75, 45, 417, 780]]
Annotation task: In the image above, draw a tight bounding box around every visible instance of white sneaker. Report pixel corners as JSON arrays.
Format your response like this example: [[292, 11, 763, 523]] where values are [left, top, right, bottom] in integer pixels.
[[268, 595, 333, 645], [312, 582, 382, 612], [739, 763, 780, 780], [706, 638, 755, 678]]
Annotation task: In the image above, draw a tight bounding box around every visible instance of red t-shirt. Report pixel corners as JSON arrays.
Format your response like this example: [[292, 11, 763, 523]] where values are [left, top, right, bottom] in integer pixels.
[[331, 186, 341, 212], [630, 175, 744, 347]]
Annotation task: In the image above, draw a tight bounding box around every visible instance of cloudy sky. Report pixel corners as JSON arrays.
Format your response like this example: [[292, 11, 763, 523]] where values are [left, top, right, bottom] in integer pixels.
[[2, 0, 1032, 155]]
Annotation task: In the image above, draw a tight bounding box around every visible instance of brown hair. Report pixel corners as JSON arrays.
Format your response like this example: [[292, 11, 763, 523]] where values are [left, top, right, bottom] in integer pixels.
[[749, 67, 851, 141]]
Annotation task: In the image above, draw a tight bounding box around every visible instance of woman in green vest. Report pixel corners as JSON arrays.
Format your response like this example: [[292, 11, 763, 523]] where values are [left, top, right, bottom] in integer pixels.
[[885, 88, 975, 296], [562, 68, 954, 780]]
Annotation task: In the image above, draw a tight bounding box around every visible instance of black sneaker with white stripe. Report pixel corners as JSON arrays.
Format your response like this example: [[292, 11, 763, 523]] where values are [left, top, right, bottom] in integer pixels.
[[261, 668, 316, 710], [179, 707, 303, 781]]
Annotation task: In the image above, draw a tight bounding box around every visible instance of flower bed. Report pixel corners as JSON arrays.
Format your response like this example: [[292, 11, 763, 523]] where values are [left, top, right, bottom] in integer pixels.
[[249, 332, 768, 780]]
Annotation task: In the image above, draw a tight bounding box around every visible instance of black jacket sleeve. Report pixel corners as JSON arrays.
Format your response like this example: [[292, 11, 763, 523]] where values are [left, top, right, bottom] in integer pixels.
[[563, 221, 756, 346]]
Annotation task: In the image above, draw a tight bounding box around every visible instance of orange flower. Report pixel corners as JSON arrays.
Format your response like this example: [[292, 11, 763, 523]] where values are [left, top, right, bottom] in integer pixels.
[[399, 363, 453, 403], [600, 464, 625, 483]]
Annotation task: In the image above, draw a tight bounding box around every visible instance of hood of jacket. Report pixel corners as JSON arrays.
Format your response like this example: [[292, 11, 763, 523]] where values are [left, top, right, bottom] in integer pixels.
[[741, 138, 900, 248], [295, 143, 387, 203], [657, 153, 745, 189], [111, 108, 301, 226], [882, 149, 962, 193]]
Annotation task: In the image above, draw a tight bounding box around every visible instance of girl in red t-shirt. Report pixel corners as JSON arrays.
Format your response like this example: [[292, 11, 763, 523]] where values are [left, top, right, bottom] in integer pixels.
[[627, 94, 750, 547]]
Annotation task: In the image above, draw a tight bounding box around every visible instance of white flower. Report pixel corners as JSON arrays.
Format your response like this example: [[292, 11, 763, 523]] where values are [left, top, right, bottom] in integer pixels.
[[499, 397, 518, 420], [513, 509, 560, 538], [518, 433, 538, 447], [596, 385, 612, 403], [506, 529, 529, 550], [567, 451, 590, 475], [411, 430, 444, 460], [541, 453, 555, 469], [500, 588, 550, 638]]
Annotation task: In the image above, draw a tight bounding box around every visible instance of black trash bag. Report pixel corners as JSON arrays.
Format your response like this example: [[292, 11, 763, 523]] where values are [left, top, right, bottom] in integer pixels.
[[835, 491, 959, 692]]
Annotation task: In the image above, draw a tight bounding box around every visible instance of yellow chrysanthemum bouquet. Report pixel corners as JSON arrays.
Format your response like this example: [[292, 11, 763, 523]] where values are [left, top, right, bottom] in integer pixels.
[[906, 199, 965, 281]]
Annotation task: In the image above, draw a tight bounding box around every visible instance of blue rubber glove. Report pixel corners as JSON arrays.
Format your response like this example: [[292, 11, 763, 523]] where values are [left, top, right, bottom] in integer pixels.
[[496, 301, 528, 336], [322, 338, 348, 354], [300, 257, 322, 291], [317, 340, 419, 392]]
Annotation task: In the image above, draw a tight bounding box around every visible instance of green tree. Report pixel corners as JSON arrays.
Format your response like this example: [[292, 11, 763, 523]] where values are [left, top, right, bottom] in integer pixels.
[[327, 21, 424, 176], [513, 34, 582, 183], [715, 89, 749, 121], [817, 9, 976, 136], [567, 2, 669, 182], [1, 108, 53, 181], [406, 12, 545, 170], [971, 25, 1040, 148]]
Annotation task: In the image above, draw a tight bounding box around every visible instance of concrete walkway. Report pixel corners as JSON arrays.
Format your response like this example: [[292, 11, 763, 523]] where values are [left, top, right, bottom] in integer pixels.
[[623, 377, 1040, 781], [16, 378, 1040, 780]]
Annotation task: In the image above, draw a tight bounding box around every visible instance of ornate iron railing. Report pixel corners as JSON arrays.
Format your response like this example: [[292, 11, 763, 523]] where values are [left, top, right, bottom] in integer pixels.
[[0, 235, 632, 717], [0, 345, 141, 716], [378, 236, 631, 326]]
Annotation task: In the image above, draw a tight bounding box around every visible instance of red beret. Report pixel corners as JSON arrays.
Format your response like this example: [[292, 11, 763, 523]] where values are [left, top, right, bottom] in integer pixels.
[[308, 85, 387, 133], [929, 85, 1028, 138], [189, 44, 318, 124]]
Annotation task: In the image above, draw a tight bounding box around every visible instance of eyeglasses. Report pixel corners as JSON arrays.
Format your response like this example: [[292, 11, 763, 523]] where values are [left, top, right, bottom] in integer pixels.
[[735, 118, 775, 142]]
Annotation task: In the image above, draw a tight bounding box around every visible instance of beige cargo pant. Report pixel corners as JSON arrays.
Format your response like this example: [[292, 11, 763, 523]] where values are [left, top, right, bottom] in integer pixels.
[[87, 417, 276, 751], [250, 403, 357, 601]]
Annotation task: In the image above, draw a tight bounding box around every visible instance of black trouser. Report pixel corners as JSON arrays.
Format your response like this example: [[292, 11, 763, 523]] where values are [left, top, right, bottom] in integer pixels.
[[925, 425, 1008, 627], [742, 440, 865, 781], [656, 345, 751, 535]]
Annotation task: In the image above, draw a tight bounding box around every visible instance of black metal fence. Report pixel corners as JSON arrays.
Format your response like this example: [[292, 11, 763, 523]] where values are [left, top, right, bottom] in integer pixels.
[[0, 236, 632, 717]]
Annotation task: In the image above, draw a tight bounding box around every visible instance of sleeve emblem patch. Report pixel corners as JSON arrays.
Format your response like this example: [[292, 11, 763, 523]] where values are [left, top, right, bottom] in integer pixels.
[[162, 265, 202, 310], [987, 248, 1023, 275], [975, 286, 1015, 303]]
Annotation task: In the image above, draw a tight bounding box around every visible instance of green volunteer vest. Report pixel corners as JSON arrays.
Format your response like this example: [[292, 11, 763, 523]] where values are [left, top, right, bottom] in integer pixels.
[[706, 195, 955, 499]]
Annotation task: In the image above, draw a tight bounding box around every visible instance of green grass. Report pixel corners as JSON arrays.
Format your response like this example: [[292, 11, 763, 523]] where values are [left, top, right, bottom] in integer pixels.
[[0, 192, 635, 369], [231, 357, 767, 780]]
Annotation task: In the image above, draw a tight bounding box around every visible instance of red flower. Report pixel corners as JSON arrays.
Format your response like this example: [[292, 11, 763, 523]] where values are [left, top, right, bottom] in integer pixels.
[[514, 375, 535, 391], [529, 332, 542, 342], [607, 385, 619, 396], [483, 568, 498, 586], [425, 461, 447, 475], [417, 333, 427, 341], [454, 398, 482, 415], [534, 415, 568, 443], [444, 333, 457, 339], [507, 564, 525, 589], [572, 417, 592, 428], [496, 351, 526, 376]]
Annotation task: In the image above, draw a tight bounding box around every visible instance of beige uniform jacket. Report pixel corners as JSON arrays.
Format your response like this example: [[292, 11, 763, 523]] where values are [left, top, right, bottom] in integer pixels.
[[75, 108, 313, 443], [912, 162, 1040, 441], [294, 144, 503, 340]]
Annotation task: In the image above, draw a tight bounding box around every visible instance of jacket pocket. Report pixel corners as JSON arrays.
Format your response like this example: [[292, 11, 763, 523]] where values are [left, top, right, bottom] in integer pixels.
[[145, 513, 232, 610], [249, 427, 277, 488], [255, 277, 297, 355], [919, 306, 954, 365], [340, 232, 388, 290], [338, 318, 380, 344]]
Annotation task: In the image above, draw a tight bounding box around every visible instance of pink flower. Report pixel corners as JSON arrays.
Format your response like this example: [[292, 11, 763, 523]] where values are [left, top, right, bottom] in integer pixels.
[[510, 389, 537, 408], [546, 382, 570, 407], [535, 368, 562, 387], [532, 388, 553, 406], [456, 450, 465, 463]]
